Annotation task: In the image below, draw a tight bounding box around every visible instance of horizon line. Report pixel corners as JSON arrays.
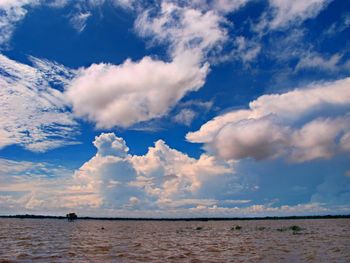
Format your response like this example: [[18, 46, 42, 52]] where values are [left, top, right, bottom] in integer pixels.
[[1, 214, 349, 221]]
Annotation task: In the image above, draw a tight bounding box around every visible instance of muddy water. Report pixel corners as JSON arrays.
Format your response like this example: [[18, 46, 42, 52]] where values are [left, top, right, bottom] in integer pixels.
[[0, 219, 349, 262]]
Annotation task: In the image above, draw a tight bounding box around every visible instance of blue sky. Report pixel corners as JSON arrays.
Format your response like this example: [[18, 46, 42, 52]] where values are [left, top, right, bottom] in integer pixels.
[[0, 0, 349, 217]]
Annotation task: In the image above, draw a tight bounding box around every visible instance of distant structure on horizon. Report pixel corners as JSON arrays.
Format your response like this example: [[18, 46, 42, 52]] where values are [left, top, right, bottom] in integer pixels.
[[66, 213, 78, 221]]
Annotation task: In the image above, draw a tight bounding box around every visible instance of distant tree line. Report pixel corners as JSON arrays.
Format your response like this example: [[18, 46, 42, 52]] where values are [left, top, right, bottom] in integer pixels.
[[0, 214, 349, 221]]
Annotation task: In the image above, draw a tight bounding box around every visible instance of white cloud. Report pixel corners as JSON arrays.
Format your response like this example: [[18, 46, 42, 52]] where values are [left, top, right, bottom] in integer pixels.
[[0, 0, 136, 46], [28, 55, 76, 85], [46, 0, 69, 8], [0, 0, 39, 46], [290, 116, 350, 162], [187, 77, 350, 162], [69, 11, 91, 33], [185, 202, 336, 217], [2, 155, 342, 216], [173, 108, 197, 126], [0, 54, 79, 152], [209, 117, 290, 161], [296, 53, 342, 72], [66, 55, 208, 128], [93, 132, 129, 157], [70, 133, 235, 210], [0, 133, 234, 214], [0, 158, 77, 214], [223, 199, 251, 204], [234, 36, 261, 64], [324, 13, 350, 36], [268, 0, 330, 29], [1, 138, 348, 216], [66, 2, 226, 128], [176, 0, 249, 14], [135, 2, 227, 60], [112, 0, 135, 9], [179, 100, 213, 111], [171, 99, 213, 126], [210, 0, 249, 13], [131, 139, 234, 200]]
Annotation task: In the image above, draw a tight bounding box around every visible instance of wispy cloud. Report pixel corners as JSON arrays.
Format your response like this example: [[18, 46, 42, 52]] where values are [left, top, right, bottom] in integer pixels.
[[295, 52, 344, 72], [173, 109, 197, 126], [69, 11, 91, 33], [0, 0, 39, 47], [267, 0, 331, 30], [0, 54, 79, 152]]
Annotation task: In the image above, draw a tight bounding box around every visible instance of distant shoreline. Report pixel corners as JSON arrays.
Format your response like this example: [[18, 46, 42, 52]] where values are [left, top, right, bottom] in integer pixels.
[[0, 214, 349, 221]]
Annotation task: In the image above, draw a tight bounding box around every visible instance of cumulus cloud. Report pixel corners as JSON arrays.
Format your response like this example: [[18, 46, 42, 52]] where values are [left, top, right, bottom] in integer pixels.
[[0, 134, 238, 215], [210, 117, 290, 161], [67, 133, 238, 211], [187, 77, 350, 162], [66, 55, 208, 128], [1, 155, 342, 217], [66, 2, 226, 128], [93, 132, 129, 157], [0, 54, 79, 152], [1, 136, 349, 216]]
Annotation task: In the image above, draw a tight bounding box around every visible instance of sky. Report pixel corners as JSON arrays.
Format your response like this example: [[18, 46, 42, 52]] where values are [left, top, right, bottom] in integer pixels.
[[0, 0, 349, 217]]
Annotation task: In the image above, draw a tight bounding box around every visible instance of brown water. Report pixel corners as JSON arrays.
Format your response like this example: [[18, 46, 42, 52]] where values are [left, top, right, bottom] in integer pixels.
[[0, 218, 349, 262]]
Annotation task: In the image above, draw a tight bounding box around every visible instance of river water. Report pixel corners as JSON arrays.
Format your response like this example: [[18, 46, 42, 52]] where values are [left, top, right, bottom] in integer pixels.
[[0, 218, 349, 262]]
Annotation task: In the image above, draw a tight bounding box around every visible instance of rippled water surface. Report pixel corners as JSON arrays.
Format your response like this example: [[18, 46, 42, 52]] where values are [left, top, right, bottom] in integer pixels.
[[0, 218, 349, 262]]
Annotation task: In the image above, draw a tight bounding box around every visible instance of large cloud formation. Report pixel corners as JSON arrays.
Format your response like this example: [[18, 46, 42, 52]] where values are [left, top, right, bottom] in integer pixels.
[[66, 55, 208, 128], [1, 0, 336, 133], [71, 132, 236, 211], [187, 77, 350, 162], [2, 144, 347, 217], [65, 2, 227, 128]]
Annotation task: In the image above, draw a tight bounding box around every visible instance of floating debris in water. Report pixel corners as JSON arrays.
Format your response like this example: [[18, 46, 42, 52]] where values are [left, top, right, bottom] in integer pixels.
[[290, 225, 302, 231], [231, 225, 242, 230], [277, 225, 304, 233]]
